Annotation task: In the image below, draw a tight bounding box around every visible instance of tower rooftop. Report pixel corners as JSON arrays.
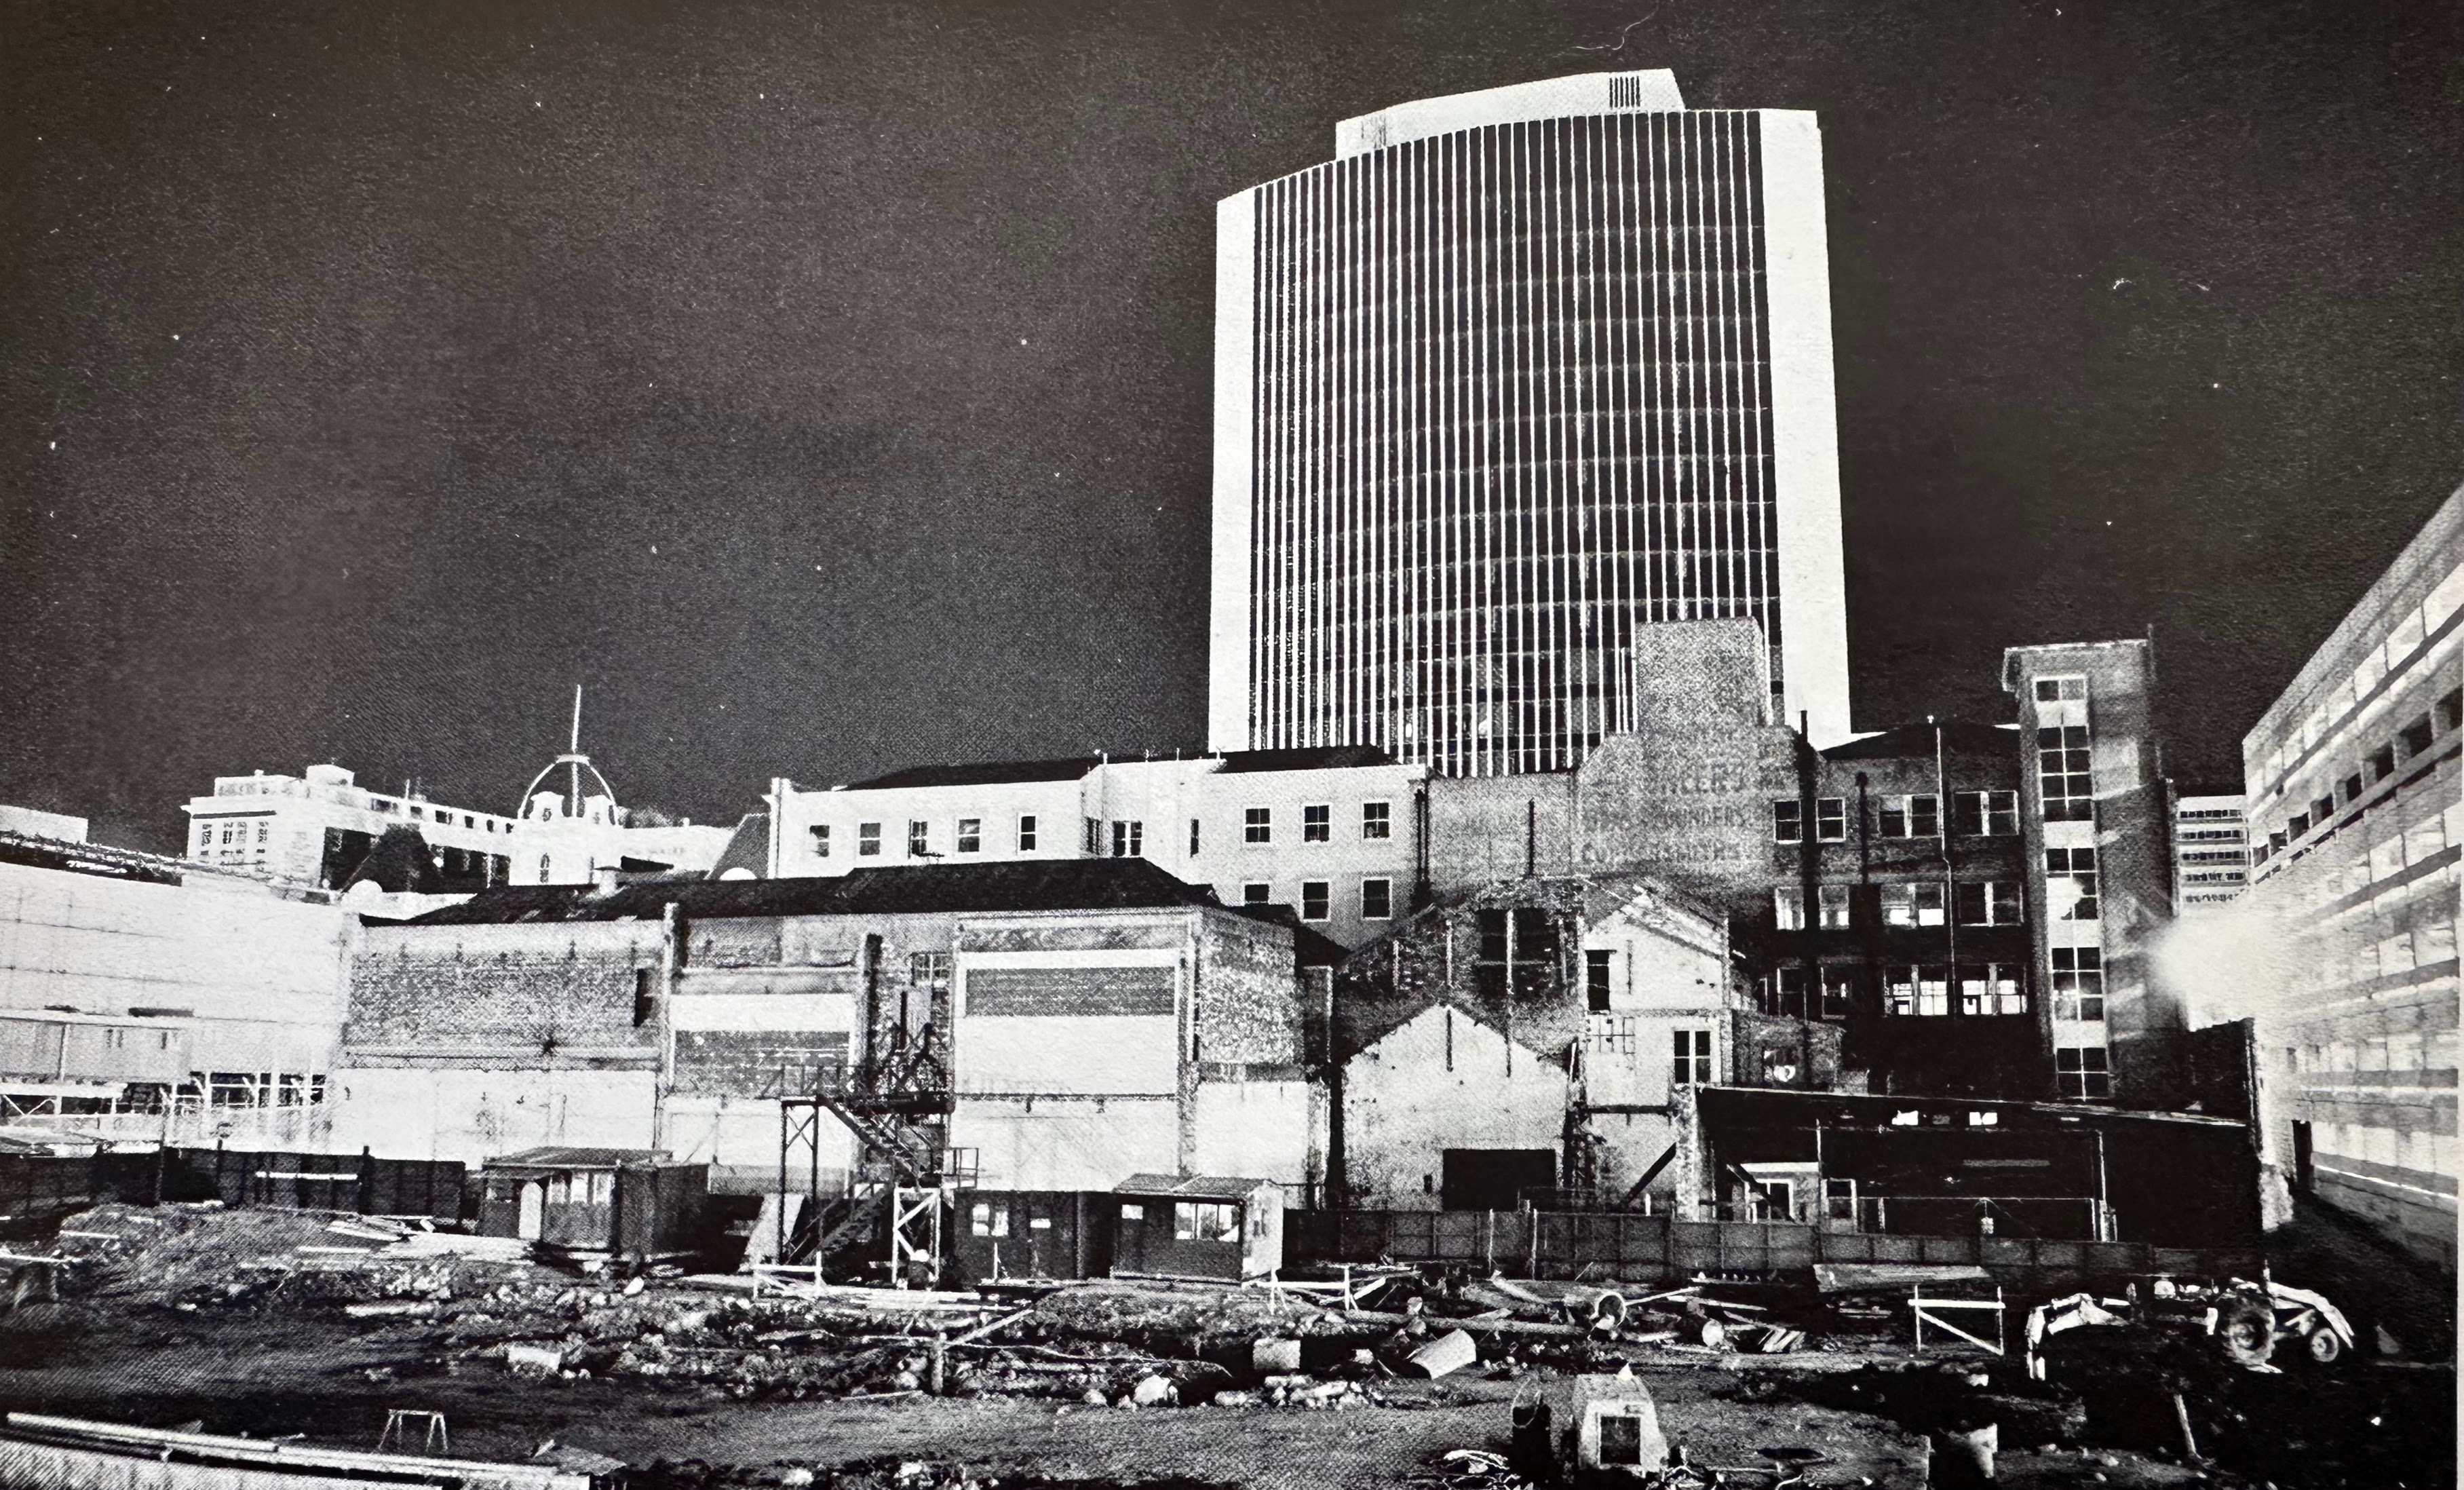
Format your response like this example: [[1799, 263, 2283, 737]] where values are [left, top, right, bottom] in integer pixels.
[[1334, 71, 1686, 159]]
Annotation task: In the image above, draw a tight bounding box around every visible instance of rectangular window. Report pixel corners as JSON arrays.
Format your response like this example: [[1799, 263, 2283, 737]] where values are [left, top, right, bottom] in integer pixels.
[[1820, 966, 1855, 1018], [1952, 789, 2020, 836], [1111, 820, 1142, 857], [1954, 881, 2024, 925], [1585, 949, 1613, 1012], [858, 822, 882, 856], [1301, 881, 1330, 921], [1771, 965, 1807, 1018], [908, 820, 929, 857], [1302, 803, 1331, 842], [1362, 877, 1392, 921], [1885, 966, 1915, 1016], [1241, 882, 1271, 906], [1959, 963, 2026, 1016], [1244, 807, 1271, 844], [1016, 814, 1038, 852], [2342, 772, 2365, 803], [1818, 883, 1852, 928], [911, 951, 953, 999], [2035, 675, 2087, 702], [2052, 947, 2105, 1021], [1672, 1029, 1713, 1086], [970, 1202, 1009, 1238], [1917, 965, 1949, 1016], [809, 824, 830, 858], [1084, 817, 1104, 854], [2368, 744, 2395, 782], [1881, 795, 1940, 838], [1773, 886, 1805, 931], [1172, 1201, 1239, 1242], [1772, 800, 1803, 843], [2046, 848, 2100, 920], [1882, 881, 1946, 927], [1815, 797, 1848, 841], [1362, 800, 1392, 839], [2056, 1046, 2112, 1100], [1189, 818, 1201, 856], [956, 819, 982, 854], [2037, 725, 2094, 822]]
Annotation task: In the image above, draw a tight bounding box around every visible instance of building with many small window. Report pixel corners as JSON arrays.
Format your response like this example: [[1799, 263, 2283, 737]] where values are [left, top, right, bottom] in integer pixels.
[[1744, 719, 2039, 1098], [2176, 485, 2460, 1272], [2170, 792, 2250, 908], [2003, 639, 2182, 1105], [762, 748, 1425, 949]]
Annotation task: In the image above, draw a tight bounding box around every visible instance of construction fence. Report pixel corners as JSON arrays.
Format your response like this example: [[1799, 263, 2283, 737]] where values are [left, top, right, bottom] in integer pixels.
[[1288, 1208, 2266, 1293], [0, 1147, 467, 1236]]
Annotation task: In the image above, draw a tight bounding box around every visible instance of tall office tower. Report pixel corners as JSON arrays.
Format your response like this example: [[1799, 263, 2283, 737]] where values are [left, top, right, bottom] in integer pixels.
[[1208, 72, 1852, 776]]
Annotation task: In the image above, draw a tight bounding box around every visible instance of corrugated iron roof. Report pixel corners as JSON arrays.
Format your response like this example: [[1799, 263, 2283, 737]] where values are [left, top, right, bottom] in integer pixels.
[[402, 856, 1223, 925], [1113, 1172, 1271, 1198], [845, 757, 1102, 790]]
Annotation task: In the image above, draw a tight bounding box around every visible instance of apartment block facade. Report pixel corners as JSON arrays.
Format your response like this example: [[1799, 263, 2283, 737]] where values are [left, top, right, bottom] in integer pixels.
[[2171, 793, 2250, 908], [2193, 486, 2460, 1269]]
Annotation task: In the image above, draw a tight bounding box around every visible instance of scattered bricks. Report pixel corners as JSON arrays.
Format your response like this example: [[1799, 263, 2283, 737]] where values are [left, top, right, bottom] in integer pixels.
[[1252, 1337, 1303, 1373]]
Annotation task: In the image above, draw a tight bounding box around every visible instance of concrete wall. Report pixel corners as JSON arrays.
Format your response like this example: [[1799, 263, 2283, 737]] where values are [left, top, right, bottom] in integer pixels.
[[1343, 1005, 1569, 1209], [2182, 486, 2461, 1270], [326, 1066, 659, 1164], [0, 859, 351, 1075]]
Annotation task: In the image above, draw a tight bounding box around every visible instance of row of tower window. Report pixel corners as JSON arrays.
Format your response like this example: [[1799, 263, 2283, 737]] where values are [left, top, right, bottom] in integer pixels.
[[1771, 880, 2026, 930], [809, 803, 1398, 860], [1771, 791, 2021, 843]]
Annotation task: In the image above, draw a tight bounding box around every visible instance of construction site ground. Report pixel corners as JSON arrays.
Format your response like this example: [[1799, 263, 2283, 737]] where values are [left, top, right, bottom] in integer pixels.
[[0, 1205, 2446, 1490]]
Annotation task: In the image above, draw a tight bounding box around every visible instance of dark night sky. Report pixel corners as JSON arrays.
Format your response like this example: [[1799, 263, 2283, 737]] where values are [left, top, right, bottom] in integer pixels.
[[3, 1, 2458, 852]]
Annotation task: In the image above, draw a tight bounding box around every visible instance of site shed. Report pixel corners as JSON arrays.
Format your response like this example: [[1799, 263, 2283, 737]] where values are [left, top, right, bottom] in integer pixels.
[[1110, 1173, 1283, 1280], [476, 1147, 708, 1257], [950, 1189, 1113, 1283]]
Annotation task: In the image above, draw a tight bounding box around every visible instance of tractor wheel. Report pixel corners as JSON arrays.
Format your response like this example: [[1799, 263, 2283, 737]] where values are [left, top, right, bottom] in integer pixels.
[[2303, 1322, 2346, 1367], [2213, 1297, 2276, 1369]]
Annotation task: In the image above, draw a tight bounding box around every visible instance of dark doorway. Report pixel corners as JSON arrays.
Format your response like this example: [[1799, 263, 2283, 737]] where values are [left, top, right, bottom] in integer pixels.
[[1442, 1148, 1554, 1211], [2291, 1120, 2315, 1193]]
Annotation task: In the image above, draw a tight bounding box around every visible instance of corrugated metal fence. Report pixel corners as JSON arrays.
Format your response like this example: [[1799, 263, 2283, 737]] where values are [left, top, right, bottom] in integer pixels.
[[1288, 1208, 2264, 1292]]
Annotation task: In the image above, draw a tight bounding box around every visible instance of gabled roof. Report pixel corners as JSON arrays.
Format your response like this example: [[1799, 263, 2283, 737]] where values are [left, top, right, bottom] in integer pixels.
[[1211, 746, 1396, 773], [709, 812, 770, 878], [1820, 719, 2017, 763], [845, 757, 1102, 790], [401, 856, 1226, 925]]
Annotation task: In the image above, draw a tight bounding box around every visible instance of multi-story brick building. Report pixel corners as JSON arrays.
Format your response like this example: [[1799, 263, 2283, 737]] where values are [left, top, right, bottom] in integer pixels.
[[332, 860, 1327, 1199], [1744, 720, 2038, 1098], [2185, 486, 2459, 1271], [2003, 640, 2182, 1106]]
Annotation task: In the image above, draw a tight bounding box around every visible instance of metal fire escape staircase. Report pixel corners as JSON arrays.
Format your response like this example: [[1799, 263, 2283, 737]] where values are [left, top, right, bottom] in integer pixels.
[[778, 1028, 976, 1283]]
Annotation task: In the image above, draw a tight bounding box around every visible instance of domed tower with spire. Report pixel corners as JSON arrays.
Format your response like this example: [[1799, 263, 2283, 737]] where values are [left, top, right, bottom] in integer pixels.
[[518, 686, 627, 830]]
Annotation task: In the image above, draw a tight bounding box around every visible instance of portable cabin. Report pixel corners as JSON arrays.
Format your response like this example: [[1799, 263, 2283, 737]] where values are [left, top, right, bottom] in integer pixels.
[[476, 1147, 708, 1259], [950, 1189, 1115, 1283], [1109, 1173, 1283, 1281]]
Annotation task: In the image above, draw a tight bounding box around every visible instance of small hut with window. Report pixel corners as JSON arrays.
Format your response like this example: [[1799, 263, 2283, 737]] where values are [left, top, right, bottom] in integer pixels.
[[1108, 1174, 1283, 1281], [476, 1147, 707, 1259]]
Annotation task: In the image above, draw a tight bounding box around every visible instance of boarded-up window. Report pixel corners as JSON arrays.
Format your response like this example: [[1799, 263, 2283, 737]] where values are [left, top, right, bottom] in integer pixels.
[[965, 966, 1174, 1017]]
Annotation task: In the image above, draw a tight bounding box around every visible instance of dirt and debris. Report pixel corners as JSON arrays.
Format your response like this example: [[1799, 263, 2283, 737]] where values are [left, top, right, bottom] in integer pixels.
[[0, 1205, 2447, 1489]]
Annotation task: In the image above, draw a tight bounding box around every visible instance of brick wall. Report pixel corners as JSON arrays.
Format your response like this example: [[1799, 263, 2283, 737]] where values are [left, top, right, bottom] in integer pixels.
[[346, 921, 661, 1065]]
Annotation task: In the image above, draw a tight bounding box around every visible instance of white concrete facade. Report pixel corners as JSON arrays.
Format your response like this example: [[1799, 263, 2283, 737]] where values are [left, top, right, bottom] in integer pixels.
[[1210, 73, 1854, 773], [765, 754, 1426, 948], [185, 762, 729, 890]]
